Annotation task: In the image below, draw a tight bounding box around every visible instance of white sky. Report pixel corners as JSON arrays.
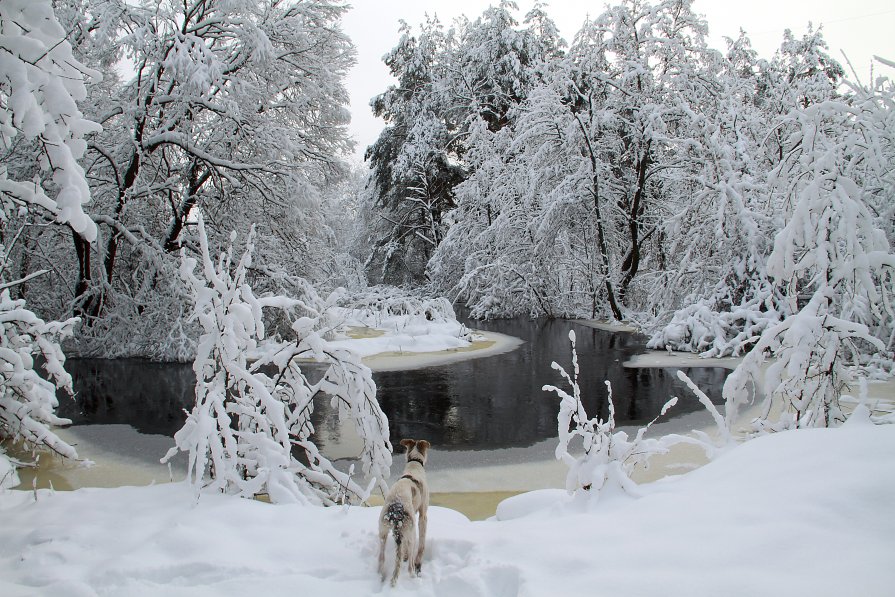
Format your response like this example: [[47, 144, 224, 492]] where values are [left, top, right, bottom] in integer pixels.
[[341, 0, 895, 161]]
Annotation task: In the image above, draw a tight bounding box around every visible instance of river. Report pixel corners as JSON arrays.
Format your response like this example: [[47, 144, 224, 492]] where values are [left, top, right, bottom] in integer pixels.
[[54, 318, 729, 453]]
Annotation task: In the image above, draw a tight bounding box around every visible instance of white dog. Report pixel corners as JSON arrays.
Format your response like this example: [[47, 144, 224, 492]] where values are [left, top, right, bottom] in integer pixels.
[[377, 438, 430, 586]]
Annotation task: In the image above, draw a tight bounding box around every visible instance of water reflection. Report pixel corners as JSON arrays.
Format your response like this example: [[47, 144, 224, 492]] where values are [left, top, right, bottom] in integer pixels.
[[56, 359, 195, 436], [55, 319, 730, 453], [371, 318, 728, 450]]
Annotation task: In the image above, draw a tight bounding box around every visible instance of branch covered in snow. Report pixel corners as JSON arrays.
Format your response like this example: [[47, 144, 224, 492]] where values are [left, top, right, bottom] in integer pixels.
[[544, 329, 682, 506], [0, 0, 100, 241], [162, 216, 391, 505], [0, 286, 80, 466]]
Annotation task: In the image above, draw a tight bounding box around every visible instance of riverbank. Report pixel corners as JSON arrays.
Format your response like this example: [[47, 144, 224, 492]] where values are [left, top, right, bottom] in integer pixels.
[[8, 317, 894, 522]]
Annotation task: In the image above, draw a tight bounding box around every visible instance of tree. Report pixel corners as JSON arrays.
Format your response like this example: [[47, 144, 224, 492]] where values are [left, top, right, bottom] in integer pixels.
[[432, 0, 726, 320], [646, 27, 849, 356], [0, 0, 99, 483], [162, 216, 392, 504], [363, 2, 562, 285], [723, 63, 895, 430], [6, 0, 357, 361]]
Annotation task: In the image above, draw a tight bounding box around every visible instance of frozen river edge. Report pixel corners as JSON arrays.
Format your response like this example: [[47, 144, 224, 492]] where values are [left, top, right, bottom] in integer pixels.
[[14, 320, 895, 520]]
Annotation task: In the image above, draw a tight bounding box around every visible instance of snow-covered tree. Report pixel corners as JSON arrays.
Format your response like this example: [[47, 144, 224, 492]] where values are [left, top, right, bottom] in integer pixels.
[[0, 0, 101, 483], [0, 0, 100, 242], [163, 216, 391, 505], [723, 62, 895, 430], [0, 285, 81, 483], [433, 0, 728, 320], [3, 0, 357, 360], [363, 2, 562, 285]]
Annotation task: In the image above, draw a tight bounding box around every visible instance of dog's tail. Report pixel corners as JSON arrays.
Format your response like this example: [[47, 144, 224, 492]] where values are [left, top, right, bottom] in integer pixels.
[[384, 501, 407, 548]]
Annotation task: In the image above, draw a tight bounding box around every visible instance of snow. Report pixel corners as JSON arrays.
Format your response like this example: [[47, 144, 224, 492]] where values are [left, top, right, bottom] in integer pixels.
[[2, 421, 893, 596], [361, 330, 522, 371], [574, 319, 640, 333], [625, 350, 743, 370], [274, 298, 525, 372]]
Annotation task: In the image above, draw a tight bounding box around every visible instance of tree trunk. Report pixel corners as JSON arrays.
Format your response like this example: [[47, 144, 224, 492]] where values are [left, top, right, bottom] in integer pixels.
[[619, 142, 650, 302], [572, 108, 623, 321], [165, 164, 210, 252], [72, 229, 98, 319]]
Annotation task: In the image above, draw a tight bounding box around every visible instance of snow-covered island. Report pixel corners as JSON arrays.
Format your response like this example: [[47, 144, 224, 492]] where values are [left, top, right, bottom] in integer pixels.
[[292, 296, 523, 372]]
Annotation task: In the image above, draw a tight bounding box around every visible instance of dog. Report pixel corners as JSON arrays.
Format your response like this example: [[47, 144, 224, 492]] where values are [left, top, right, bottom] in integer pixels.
[[377, 438, 430, 586]]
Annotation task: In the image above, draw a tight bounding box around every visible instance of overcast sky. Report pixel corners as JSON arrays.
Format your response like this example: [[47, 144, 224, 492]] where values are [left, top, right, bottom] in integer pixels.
[[341, 0, 895, 161]]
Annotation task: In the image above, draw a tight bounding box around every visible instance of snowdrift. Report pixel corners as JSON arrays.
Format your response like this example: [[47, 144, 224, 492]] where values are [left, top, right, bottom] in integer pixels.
[[2, 420, 893, 596]]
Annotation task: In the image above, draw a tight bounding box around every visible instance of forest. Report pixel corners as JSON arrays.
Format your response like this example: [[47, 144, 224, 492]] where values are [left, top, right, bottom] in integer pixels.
[[1, 0, 894, 495], [1, 2, 895, 594]]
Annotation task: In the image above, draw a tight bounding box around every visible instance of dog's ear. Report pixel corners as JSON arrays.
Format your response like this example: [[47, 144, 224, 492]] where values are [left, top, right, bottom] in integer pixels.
[[399, 438, 415, 451], [416, 440, 430, 456]]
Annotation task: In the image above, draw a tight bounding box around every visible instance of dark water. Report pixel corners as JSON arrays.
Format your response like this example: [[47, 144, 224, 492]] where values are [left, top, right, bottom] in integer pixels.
[[55, 319, 729, 452]]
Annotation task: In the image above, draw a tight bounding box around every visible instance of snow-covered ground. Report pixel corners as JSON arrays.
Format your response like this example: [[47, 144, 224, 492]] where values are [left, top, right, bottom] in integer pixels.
[[2, 416, 892, 596], [4, 316, 893, 595]]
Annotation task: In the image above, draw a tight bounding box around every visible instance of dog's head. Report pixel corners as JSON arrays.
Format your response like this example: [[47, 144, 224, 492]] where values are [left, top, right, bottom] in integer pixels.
[[399, 438, 430, 465]]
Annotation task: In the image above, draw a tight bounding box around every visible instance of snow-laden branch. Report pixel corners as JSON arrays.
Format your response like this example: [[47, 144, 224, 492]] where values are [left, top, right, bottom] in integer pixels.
[[163, 215, 391, 505], [0, 285, 81, 480], [0, 0, 100, 241], [544, 329, 732, 509]]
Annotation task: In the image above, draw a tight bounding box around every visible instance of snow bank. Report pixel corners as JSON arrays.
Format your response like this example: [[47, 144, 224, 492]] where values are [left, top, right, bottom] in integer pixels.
[[248, 290, 525, 372], [361, 330, 522, 371], [2, 423, 893, 596], [322, 296, 483, 360]]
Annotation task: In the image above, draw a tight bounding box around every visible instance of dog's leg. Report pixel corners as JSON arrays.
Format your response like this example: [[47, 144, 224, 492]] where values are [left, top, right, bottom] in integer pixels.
[[377, 522, 388, 582], [414, 505, 428, 575], [405, 517, 418, 578]]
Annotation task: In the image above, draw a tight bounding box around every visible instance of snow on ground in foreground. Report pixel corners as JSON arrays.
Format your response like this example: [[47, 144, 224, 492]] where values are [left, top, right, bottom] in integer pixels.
[[2, 420, 893, 597]]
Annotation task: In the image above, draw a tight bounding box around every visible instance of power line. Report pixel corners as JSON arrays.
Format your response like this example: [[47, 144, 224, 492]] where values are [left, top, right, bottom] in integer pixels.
[[749, 8, 895, 36]]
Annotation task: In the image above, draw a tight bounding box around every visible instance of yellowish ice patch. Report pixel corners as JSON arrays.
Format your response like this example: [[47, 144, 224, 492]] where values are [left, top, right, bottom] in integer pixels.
[[368, 338, 496, 358], [344, 326, 386, 339]]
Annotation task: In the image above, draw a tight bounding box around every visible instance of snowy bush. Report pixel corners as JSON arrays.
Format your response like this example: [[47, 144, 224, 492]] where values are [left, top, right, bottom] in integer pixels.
[[722, 72, 895, 431], [544, 330, 683, 505], [333, 285, 471, 335], [544, 330, 737, 507], [647, 288, 783, 357], [162, 216, 391, 505], [64, 243, 199, 361], [0, 283, 81, 485], [724, 294, 885, 432], [344, 286, 456, 322]]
